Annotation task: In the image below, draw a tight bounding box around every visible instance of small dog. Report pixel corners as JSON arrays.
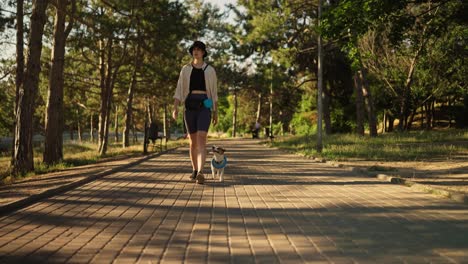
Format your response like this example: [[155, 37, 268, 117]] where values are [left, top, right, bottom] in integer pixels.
[[210, 146, 227, 182]]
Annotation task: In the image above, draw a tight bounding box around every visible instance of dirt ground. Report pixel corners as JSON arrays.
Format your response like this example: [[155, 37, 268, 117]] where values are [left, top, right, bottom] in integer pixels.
[[336, 158, 468, 195]]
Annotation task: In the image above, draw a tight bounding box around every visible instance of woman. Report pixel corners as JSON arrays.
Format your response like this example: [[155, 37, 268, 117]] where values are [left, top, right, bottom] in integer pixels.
[[172, 41, 218, 184]]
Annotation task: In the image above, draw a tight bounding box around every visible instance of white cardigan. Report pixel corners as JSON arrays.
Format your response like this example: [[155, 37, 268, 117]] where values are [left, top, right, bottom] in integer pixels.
[[173, 62, 218, 109]]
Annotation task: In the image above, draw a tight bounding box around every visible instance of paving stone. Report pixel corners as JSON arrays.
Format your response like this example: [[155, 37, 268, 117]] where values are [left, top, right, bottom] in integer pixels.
[[0, 140, 467, 263]]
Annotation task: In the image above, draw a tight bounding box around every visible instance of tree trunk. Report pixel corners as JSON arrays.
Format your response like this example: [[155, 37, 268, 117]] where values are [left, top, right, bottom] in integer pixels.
[[123, 36, 141, 147], [78, 125, 82, 142], [12, 0, 49, 175], [132, 123, 138, 144], [448, 98, 453, 127], [427, 102, 432, 128], [163, 104, 168, 140], [382, 111, 387, 133], [123, 88, 134, 147], [143, 99, 151, 154], [316, 0, 323, 152], [423, 103, 428, 129], [98, 38, 113, 156], [407, 108, 417, 131], [12, 0, 24, 165], [269, 84, 273, 138], [143, 113, 148, 155], [101, 95, 111, 155], [69, 125, 74, 140], [398, 34, 426, 131], [431, 100, 436, 128], [77, 109, 82, 142], [90, 114, 94, 142], [97, 40, 107, 152], [44, 0, 73, 164], [420, 107, 424, 129], [114, 104, 119, 142], [101, 45, 126, 152], [15, 0, 24, 121], [323, 84, 331, 135], [147, 102, 154, 124], [353, 72, 365, 135], [256, 93, 262, 123], [388, 114, 395, 132], [232, 89, 238, 137], [359, 68, 377, 137]]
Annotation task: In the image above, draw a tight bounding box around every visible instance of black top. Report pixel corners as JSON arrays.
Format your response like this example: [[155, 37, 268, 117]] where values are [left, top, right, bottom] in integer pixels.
[[189, 67, 206, 92]]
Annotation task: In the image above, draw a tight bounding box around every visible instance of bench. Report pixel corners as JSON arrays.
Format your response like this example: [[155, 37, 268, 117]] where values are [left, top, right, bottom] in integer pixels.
[[147, 123, 167, 151], [250, 129, 259, 139]]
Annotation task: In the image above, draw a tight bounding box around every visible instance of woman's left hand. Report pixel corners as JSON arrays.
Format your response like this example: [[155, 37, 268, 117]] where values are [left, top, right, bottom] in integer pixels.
[[212, 112, 218, 125]]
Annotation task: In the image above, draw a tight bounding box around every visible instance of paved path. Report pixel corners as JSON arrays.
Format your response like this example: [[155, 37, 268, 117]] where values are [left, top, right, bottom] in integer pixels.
[[0, 154, 150, 209], [0, 139, 467, 263]]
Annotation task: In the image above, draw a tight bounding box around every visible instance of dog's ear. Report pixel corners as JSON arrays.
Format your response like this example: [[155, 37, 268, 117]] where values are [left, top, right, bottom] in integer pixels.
[[220, 147, 226, 153]]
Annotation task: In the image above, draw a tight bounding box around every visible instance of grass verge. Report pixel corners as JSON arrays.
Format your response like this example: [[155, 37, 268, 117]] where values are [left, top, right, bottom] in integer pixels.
[[0, 139, 187, 185], [268, 129, 468, 162]]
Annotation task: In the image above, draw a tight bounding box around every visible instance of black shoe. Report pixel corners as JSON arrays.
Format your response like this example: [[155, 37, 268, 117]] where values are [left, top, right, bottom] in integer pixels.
[[196, 172, 205, 184], [190, 170, 197, 180]]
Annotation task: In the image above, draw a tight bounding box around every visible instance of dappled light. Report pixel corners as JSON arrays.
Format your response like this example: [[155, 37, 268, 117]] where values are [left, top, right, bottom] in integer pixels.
[[0, 0, 467, 262], [1, 140, 467, 262]]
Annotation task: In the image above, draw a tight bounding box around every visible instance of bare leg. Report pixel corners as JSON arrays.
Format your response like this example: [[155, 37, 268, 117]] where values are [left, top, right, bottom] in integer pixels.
[[196, 131, 208, 173], [188, 132, 198, 171]]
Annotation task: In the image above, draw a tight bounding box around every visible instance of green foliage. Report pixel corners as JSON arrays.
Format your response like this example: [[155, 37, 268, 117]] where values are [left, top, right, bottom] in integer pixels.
[[330, 108, 353, 133], [415, 23, 467, 99], [0, 61, 15, 137], [290, 92, 316, 135], [298, 91, 315, 112], [245, 9, 287, 47], [272, 121, 283, 136], [209, 85, 232, 134], [0, 1, 15, 32], [322, 0, 468, 131], [2, 0, 468, 156], [290, 111, 316, 135]]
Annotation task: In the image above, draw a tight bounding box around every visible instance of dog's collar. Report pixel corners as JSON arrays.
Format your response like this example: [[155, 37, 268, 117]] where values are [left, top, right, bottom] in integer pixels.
[[211, 156, 227, 169]]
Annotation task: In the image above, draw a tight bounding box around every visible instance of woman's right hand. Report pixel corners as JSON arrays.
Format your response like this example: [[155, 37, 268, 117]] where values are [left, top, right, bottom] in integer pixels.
[[172, 99, 180, 120]]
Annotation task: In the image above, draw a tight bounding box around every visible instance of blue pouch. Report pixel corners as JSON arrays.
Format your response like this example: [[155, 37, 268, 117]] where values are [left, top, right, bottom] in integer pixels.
[[203, 98, 213, 109]]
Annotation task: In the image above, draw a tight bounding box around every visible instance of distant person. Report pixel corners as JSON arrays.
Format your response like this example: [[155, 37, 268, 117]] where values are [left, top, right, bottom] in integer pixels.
[[172, 40, 218, 184], [253, 121, 260, 139]]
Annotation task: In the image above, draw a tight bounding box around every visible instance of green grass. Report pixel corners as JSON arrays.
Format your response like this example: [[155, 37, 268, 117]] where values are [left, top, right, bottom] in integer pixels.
[[269, 129, 468, 162], [0, 139, 187, 184], [3, 129, 467, 184]]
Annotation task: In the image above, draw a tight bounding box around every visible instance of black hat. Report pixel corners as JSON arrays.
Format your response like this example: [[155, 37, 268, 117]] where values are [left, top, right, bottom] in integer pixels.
[[189, 41, 208, 58]]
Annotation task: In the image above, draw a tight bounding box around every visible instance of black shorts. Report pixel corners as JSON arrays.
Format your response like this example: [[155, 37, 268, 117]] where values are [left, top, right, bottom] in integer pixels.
[[184, 94, 211, 134]]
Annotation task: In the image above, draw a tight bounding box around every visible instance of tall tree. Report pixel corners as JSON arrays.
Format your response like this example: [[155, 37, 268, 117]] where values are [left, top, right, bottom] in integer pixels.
[[11, 0, 24, 164], [316, 0, 324, 151], [43, 0, 75, 165], [97, 37, 115, 155], [353, 72, 365, 135], [12, 0, 49, 175], [123, 30, 141, 148], [94, 3, 131, 155], [321, 0, 410, 136], [15, 0, 24, 120], [231, 0, 318, 133]]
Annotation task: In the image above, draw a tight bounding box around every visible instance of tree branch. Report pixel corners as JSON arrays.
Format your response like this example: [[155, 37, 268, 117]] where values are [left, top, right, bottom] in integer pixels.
[[64, 0, 76, 38], [295, 78, 316, 88], [413, 0, 451, 18], [0, 70, 12, 81], [48, 0, 102, 36]]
